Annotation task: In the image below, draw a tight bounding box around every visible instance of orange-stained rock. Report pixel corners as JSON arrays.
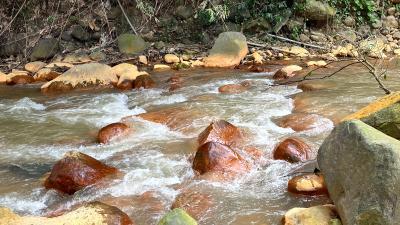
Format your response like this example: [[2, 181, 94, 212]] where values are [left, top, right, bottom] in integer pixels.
[[248, 65, 272, 73], [276, 113, 324, 132], [134, 106, 206, 134], [171, 190, 213, 220], [44, 151, 118, 194], [6, 73, 35, 85], [198, 120, 243, 147], [117, 80, 133, 90], [134, 75, 155, 89], [288, 173, 328, 195], [243, 146, 264, 161], [273, 138, 311, 163], [273, 65, 302, 80], [0, 202, 134, 225], [168, 74, 183, 92], [193, 142, 247, 175], [218, 82, 250, 94], [98, 122, 130, 144], [297, 80, 336, 92], [34, 68, 61, 81]]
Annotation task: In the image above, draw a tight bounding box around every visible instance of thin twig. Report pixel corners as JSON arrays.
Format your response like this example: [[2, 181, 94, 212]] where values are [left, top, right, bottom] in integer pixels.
[[116, 0, 138, 35], [0, 0, 28, 38], [247, 41, 292, 54]]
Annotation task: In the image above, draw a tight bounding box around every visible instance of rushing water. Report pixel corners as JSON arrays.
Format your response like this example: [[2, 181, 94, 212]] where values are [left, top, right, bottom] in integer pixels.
[[0, 62, 400, 224]]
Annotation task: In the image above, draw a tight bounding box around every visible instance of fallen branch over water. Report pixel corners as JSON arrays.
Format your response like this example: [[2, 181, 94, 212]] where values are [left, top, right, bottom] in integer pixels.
[[265, 33, 328, 50]]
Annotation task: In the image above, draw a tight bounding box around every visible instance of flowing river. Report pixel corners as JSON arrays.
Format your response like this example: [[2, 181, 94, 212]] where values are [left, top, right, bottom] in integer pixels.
[[1, 60, 400, 224]]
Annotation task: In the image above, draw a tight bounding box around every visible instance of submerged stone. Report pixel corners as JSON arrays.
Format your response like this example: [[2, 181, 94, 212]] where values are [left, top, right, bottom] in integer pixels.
[[0, 202, 134, 225], [44, 151, 118, 194], [158, 208, 197, 225]]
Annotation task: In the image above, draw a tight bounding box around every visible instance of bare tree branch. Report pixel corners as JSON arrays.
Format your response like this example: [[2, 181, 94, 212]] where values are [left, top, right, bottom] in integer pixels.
[[116, 0, 138, 35]]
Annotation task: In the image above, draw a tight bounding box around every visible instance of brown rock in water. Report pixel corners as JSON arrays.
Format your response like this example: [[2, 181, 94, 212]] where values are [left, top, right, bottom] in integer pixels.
[[44, 151, 118, 194], [273, 138, 311, 163], [192, 142, 246, 175], [168, 74, 183, 91], [198, 120, 243, 147], [248, 65, 272, 73], [117, 80, 133, 91], [134, 75, 155, 89], [276, 113, 324, 132], [297, 80, 335, 92], [6, 71, 35, 85], [288, 173, 328, 195], [243, 146, 264, 162], [218, 83, 249, 94], [134, 106, 205, 134], [98, 122, 130, 144], [171, 190, 213, 220], [34, 68, 61, 81], [273, 65, 302, 80], [0, 202, 134, 225]]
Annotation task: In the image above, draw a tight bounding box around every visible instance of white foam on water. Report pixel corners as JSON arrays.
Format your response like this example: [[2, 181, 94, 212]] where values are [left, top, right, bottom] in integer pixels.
[[50, 93, 145, 127], [0, 188, 49, 214], [107, 150, 193, 199], [150, 94, 187, 106], [6, 98, 46, 112]]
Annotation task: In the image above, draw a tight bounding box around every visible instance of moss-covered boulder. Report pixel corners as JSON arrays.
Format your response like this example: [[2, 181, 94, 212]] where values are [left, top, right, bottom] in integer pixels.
[[302, 0, 336, 21], [204, 32, 248, 68], [30, 38, 59, 61], [318, 120, 400, 225], [71, 25, 91, 42], [361, 102, 400, 139], [117, 34, 147, 54], [158, 209, 197, 225]]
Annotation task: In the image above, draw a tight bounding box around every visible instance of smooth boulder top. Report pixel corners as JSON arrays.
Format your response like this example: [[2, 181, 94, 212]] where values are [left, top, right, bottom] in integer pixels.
[[318, 120, 400, 225], [0, 202, 134, 225], [203, 32, 248, 68], [41, 63, 118, 92], [117, 33, 147, 54]]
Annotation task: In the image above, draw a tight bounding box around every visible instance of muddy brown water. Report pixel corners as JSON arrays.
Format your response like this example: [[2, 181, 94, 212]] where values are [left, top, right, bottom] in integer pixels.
[[0, 62, 399, 224]]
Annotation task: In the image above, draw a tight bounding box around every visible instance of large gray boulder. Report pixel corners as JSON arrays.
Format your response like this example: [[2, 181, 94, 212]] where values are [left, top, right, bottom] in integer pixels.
[[117, 33, 147, 54], [30, 38, 59, 60], [362, 102, 400, 139], [302, 0, 336, 21], [318, 120, 400, 225], [203, 32, 248, 68]]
